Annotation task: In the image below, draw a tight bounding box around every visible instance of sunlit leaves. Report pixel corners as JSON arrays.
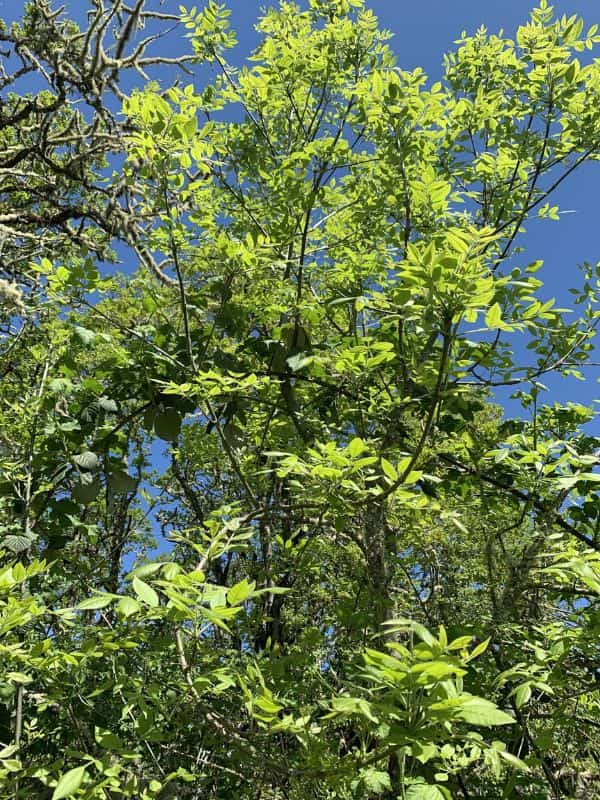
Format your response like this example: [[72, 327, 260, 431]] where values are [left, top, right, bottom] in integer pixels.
[[77, 593, 116, 611], [51, 766, 88, 800], [132, 576, 160, 608], [1, 0, 600, 798]]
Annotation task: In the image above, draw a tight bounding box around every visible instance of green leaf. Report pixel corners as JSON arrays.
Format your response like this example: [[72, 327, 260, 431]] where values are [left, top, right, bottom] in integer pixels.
[[405, 782, 448, 800], [73, 326, 96, 346], [72, 451, 99, 471], [52, 766, 87, 799], [77, 593, 115, 611], [286, 353, 313, 372], [199, 605, 232, 633], [97, 396, 118, 413], [447, 635, 473, 651], [228, 578, 255, 605], [254, 693, 283, 715], [498, 749, 530, 772], [72, 477, 102, 505], [453, 697, 514, 726], [467, 636, 490, 660], [411, 742, 438, 764], [95, 727, 123, 750], [132, 576, 159, 607], [107, 469, 137, 493], [381, 458, 398, 481], [3, 534, 35, 553], [361, 768, 391, 793], [223, 422, 244, 449], [143, 407, 157, 431], [329, 696, 379, 723], [162, 562, 182, 581], [514, 683, 532, 708], [6, 672, 31, 684], [348, 437, 367, 457], [116, 596, 141, 618], [128, 563, 163, 579], [485, 302, 503, 329], [154, 408, 182, 441], [0, 683, 15, 700]]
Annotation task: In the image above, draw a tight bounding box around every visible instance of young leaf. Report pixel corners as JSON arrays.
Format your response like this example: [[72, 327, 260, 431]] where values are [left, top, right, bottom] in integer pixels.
[[116, 596, 141, 618], [466, 636, 491, 661], [514, 683, 532, 708], [453, 697, 514, 726], [381, 458, 398, 481], [52, 766, 87, 799], [348, 437, 367, 457], [77, 593, 115, 611], [228, 578, 255, 605], [132, 576, 159, 607], [108, 470, 138, 493], [485, 302, 503, 329]]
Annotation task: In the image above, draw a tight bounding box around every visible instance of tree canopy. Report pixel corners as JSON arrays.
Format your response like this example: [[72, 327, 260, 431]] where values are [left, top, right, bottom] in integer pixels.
[[1, 1, 600, 798]]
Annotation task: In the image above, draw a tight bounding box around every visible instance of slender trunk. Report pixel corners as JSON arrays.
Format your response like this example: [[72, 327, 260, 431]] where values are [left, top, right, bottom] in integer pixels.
[[364, 501, 394, 637]]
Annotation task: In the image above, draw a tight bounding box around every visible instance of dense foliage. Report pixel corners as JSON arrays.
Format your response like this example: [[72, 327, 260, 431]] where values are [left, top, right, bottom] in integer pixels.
[[1, 1, 600, 797]]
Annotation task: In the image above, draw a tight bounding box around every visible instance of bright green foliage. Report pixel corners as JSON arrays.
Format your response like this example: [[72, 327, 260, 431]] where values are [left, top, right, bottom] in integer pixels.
[[1, 1, 600, 798]]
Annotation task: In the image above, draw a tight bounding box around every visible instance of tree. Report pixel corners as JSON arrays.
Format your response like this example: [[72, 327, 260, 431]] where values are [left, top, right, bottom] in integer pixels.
[[1, 0, 600, 798]]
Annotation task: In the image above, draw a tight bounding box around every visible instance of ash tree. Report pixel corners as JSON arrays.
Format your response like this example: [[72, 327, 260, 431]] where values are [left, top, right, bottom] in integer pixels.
[[0, 1, 600, 798]]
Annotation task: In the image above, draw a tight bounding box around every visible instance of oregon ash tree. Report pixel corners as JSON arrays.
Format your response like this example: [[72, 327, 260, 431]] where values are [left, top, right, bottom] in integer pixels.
[[0, 1, 600, 798]]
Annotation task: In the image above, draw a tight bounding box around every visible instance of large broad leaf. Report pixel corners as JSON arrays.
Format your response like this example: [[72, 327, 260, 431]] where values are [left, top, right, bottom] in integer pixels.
[[227, 578, 256, 605], [3, 533, 35, 553], [97, 396, 118, 413], [73, 326, 96, 346], [95, 726, 123, 750], [143, 406, 157, 432], [286, 352, 313, 372], [431, 696, 514, 726], [52, 766, 87, 799], [360, 768, 391, 794], [72, 451, 99, 471], [223, 422, 244, 449], [0, 683, 16, 700], [329, 696, 379, 723], [454, 698, 514, 726], [77, 593, 115, 611], [154, 408, 182, 441], [116, 596, 141, 618], [132, 576, 159, 607], [107, 469, 137, 493], [405, 782, 449, 800], [485, 302, 503, 329], [127, 563, 163, 579], [72, 476, 101, 505]]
